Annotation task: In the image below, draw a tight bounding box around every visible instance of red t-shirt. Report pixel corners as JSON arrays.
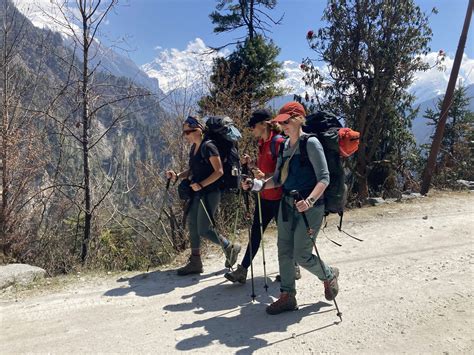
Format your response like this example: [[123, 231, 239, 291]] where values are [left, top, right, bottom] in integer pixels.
[[257, 131, 285, 201]]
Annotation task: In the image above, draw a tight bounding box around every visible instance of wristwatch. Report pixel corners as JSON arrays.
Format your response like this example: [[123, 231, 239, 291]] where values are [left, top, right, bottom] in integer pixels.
[[306, 196, 316, 207]]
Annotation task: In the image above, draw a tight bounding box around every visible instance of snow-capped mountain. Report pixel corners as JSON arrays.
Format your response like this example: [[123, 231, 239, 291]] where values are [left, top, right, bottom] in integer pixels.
[[16, 0, 160, 93], [142, 38, 226, 94], [410, 52, 474, 103], [15, 0, 472, 145], [412, 83, 474, 145], [142, 38, 474, 105]]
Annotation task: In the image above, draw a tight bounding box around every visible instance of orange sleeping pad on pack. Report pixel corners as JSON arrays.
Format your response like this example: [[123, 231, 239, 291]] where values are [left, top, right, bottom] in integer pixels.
[[338, 128, 360, 158]]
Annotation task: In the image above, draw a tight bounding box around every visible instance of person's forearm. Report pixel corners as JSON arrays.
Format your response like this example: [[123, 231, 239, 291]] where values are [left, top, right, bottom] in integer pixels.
[[177, 169, 190, 180], [199, 171, 223, 188], [308, 181, 328, 201], [260, 176, 281, 190]]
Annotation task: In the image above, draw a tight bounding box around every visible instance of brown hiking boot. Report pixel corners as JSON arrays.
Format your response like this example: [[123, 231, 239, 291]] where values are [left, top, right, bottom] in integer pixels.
[[224, 242, 241, 268], [324, 267, 339, 300], [177, 255, 203, 276], [224, 264, 247, 284], [275, 264, 301, 282], [266, 292, 298, 315]]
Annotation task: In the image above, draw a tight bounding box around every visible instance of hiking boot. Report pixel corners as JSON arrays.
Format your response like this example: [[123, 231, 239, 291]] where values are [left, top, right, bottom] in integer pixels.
[[224, 242, 241, 268], [275, 264, 301, 282], [266, 292, 298, 315], [224, 264, 247, 284], [177, 255, 203, 276], [323, 267, 339, 301]]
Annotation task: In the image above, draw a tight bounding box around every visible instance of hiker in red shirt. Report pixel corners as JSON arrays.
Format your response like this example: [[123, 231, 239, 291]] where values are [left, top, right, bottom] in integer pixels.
[[225, 109, 301, 284]]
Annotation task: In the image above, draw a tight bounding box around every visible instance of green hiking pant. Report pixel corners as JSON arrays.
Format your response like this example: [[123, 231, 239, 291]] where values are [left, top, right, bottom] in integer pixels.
[[277, 195, 334, 294], [187, 189, 223, 249]]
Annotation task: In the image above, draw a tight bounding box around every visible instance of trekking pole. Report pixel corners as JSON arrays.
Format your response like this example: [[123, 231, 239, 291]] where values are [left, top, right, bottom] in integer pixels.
[[289, 190, 343, 322], [198, 194, 235, 271], [242, 166, 257, 301], [157, 177, 172, 222], [257, 191, 269, 293], [244, 189, 256, 301]]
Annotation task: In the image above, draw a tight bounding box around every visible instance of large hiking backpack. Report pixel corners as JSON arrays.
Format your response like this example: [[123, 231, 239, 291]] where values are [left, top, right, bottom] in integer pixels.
[[300, 111, 360, 224], [201, 116, 242, 193]]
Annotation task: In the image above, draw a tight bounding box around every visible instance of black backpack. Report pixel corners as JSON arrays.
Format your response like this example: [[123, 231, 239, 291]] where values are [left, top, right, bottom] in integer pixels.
[[201, 116, 242, 193], [278, 111, 348, 227], [302, 111, 348, 219]]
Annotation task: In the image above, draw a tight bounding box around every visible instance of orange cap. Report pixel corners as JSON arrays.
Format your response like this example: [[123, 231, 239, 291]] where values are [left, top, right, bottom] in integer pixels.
[[272, 101, 306, 122]]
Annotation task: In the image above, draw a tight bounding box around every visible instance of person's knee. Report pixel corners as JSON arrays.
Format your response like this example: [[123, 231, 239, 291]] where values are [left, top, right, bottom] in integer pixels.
[[277, 243, 293, 259], [197, 225, 211, 236], [251, 225, 262, 240], [294, 248, 313, 267]]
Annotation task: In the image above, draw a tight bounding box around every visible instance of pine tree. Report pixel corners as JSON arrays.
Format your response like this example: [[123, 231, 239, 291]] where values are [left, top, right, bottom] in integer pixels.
[[210, 0, 282, 46], [202, 1, 285, 125], [199, 35, 284, 117], [423, 86, 474, 185]]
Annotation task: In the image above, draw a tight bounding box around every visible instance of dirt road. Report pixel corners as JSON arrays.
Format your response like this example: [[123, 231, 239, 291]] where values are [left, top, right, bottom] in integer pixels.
[[1, 191, 473, 354]]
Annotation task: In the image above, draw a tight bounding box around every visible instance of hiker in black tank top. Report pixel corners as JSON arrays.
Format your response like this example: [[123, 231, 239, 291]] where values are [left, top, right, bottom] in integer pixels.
[[166, 116, 241, 276]]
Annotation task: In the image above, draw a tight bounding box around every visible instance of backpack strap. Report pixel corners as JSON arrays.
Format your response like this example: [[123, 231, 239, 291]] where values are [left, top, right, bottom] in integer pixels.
[[275, 138, 287, 184], [270, 134, 283, 161], [199, 139, 212, 163], [299, 134, 317, 166]]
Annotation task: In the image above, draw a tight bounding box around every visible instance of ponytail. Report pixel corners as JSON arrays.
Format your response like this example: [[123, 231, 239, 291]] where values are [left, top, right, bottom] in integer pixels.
[[268, 121, 283, 135]]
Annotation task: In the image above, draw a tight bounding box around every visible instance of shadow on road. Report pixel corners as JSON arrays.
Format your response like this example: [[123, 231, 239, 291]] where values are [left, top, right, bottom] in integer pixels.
[[103, 268, 225, 297], [164, 277, 337, 353], [103, 268, 337, 353]]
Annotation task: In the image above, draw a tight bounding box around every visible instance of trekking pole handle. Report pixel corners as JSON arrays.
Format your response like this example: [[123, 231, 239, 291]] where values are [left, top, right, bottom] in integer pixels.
[[166, 177, 171, 189], [289, 190, 313, 234]]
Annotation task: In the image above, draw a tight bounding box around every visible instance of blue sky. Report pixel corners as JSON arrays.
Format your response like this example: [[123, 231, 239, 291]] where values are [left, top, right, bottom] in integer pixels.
[[101, 0, 474, 66]]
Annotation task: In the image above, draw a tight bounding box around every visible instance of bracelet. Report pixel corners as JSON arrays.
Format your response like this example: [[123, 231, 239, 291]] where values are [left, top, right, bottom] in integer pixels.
[[197, 182, 204, 189]]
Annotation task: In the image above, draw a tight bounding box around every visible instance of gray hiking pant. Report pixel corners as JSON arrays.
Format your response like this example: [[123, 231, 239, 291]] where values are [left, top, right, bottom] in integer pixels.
[[187, 189, 223, 249], [277, 195, 334, 294]]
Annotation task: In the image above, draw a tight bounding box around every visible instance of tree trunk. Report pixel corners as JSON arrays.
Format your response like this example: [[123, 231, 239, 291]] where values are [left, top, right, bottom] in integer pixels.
[[355, 103, 369, 199], [249, 0, 254, 40], [80, 13, 92, 264], [1, 11, 9, 243], [356, 146, 369, 200]]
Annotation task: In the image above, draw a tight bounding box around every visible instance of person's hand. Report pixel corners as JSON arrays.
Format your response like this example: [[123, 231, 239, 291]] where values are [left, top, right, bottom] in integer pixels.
[[252, 168, 265, 179], [190, 182, 203, 192], [241, 154, 251, 165], [295, 199, 310, 213], [166, 170, 177, 181], [241, 178, 253, 191]]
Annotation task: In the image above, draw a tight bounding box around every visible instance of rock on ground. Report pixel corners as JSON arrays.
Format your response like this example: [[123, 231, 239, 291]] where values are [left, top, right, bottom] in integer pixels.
[[0, 263, 46, 290]]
